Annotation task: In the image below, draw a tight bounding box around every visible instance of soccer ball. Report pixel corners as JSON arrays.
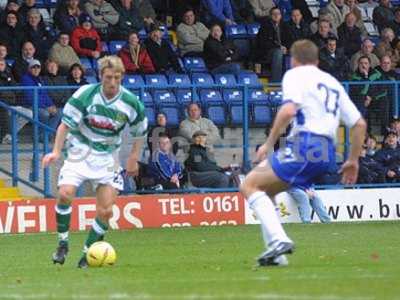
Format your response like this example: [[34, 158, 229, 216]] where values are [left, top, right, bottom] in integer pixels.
[[86, 241, 117, 267]]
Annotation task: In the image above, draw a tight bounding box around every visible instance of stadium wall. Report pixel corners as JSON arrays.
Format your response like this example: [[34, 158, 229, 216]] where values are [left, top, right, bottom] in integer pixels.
[[1, 189, 400, 234]]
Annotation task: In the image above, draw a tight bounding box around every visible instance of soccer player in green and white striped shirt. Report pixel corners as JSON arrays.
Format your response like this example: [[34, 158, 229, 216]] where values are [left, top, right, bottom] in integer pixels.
[[42, 56, 148, 268]]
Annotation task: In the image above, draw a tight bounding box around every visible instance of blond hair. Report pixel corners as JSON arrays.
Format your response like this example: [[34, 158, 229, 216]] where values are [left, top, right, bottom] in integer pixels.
[[97, 55, 125, 76], [290, 39, 319, 65]]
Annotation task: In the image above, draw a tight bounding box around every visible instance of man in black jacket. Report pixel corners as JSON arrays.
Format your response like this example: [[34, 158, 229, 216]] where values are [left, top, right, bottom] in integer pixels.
[[337, 12, 362, 58], [283, 9, 312, 49], [374, 131, 400, 182], [0, 58, 17, 143], [319, 36, 350, 80], [110, 0, 144, 40], [256, 7, 286, 82], [12, 41, 39, 82], [184, 130, 230, 188], [311, 19, 336, 49], [144, 23, 182, 73]]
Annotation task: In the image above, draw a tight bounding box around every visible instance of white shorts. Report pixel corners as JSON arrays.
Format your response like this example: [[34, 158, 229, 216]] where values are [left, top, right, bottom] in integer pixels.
[[58, 153, 124, 191]]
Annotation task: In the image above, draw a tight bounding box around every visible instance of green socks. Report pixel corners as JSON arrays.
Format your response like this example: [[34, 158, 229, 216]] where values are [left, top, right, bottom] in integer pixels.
[[55, 204, 72, 247], [83, 217, 109, 254]]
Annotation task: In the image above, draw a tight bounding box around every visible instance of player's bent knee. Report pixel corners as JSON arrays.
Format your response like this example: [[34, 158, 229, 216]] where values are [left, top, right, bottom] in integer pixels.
[[58, 188, 75, 205], [98, 206, 113, 221]]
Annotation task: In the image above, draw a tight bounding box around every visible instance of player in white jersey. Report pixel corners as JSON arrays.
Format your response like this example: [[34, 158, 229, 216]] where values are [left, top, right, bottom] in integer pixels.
[[240, 40, 367, 266], [42, 56, 148, 268]]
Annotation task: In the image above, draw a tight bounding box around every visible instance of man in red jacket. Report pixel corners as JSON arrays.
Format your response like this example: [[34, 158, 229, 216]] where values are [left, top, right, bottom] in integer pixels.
[[70, 13, 102, 59]]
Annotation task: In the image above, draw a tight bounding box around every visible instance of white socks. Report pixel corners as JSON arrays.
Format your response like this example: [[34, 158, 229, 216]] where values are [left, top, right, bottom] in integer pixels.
[[248, 191, 291, 248]]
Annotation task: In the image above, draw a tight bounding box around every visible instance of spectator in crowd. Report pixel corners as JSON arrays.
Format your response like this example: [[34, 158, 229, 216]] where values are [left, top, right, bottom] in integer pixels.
[[319, 36, 350, 80], [71, 13, 102, 59], [365, 133, 378, 156], [66, 63, 89, 86], [84, 0, 119, 41], [374, 130, 400, 183], [137, 0, 156, 29], [373, 0, 394, 33], [0, 58, 17, 144], [177, 8, 209, 57], [203, 23, 240, 75], [283, 9, 312, 49], [338, 12, 362, 58], [111, 0, 144, 40], [292, 0, 315, 24], [350, 38, 380, 71], [118, 31, 155, 74], [248, 0, 275, 23], [326, 0, 350, 32], [53, 0, 83, 34], [388, 7, 400, 37], [43, 60, 69, 107], [231, 0, 254, 23], [0, 11, 24, 59], [19, 0, 50, 24], [144, 23, 182, 73], [48, 32, 81, 75], [310, 8, 337, 36], [23, 8, 56, 61], [358, 0, 378, 9], [0, 43, 8, 60], [147, 112, 178, 154], [184, 130, 231, 188], [345, 0, 368, 37], [375, 28, 399, 68], [287, 188, 331, 223], [200, 0, 236, 27], [12, 41, 38, 82], [256, 7, 286, 82], [21, 59, 62, 134], [311, 19, 336, 49], [389, 118, 400, 140], [149, 133, 184, 190], [179, 103, 220, 149], [0, 0, 21, 24], [358, 144, 386, 183]]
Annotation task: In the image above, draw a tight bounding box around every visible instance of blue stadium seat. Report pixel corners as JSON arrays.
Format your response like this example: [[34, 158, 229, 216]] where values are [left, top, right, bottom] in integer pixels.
[[159, 106, 180, 127], [153, 90, 177, 105], [207, 105, 226, 126], [159, 25, 170, 39], [168, 73, 191, 86], [109, 40, 126, 54], [175, 89, 199, 107], [191, 73, 214, 86], [101, 42, 109, 53], [230, 105, 244, 126], [35, 0, 46, 8], [145, 74, 168, 87], [199, 89, 224, 105], [6, 59, 15, 67], [249, 89, 269, 104], [237, 72, 262, 88], [252, 104, 272, 125], [223, 89, 243, 104], [123, 75, 145, 87], [225, 24, 248, 39], [138, 28, 147, 40], [214, 74, 237, 86], [45, 0, 58, 7], [268, 91, 283, 106], [86, 76, 98, 84], [247, 23, 260, 37], [141, 91, 153, 105], [145, 106, 156, 127], [183, 57, 207, 72], [80, 58, 95, 75]]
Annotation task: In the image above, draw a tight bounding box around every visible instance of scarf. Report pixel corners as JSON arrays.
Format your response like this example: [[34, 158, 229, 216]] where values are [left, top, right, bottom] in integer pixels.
[[129, 44, 140, 67]]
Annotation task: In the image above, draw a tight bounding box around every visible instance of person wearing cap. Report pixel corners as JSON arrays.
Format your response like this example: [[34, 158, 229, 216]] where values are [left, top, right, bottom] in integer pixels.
[[179, 103, 220, 149], [21, 59, 62, 134], [70, 13, 102, 58], [350, 38, 380, 71], [144, 23, 182, 73], [48, 32, 80, 75], [12, 40, 39, 82], [23, 8, 57, 61], [177, 7, 209, 57], [184, 130, 231, 188], [53, 0, 84, 34], [319, 35, 350, 81], [84, 0, 119, 41], [374, 130, 400, 182], [0, 10, 24, 59], [337, 12, 362, 59]]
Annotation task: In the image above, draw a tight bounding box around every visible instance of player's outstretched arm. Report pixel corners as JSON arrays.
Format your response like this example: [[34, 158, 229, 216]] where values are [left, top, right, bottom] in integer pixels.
[[256, 102, 297, 162], [42, 123, 70, 168], [126, 137, 145, 177], [340, 118, 367, 185]]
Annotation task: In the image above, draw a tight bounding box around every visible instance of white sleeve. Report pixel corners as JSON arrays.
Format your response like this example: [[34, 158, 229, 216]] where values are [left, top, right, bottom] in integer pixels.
[[282, 70, 303, 105], [339, 85, 362, 128]]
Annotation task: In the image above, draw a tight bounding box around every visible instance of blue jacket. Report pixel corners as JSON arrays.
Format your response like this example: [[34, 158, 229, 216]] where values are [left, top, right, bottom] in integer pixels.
[[149, 150, 183, 181], [21, 73, 54, 108], [374, 146, 400, 175], [201, 0, 234, 23]]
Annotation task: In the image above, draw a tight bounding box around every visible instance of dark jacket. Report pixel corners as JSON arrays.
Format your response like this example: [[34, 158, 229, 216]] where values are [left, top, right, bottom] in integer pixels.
[[373, 5, 394, 33], [311, 32, 336, 49], [256, 17, 286, 59], [112, 2, 144, 39], [43, 74, 69, 107], [12, 58, 36, 83], [374, 146, 400, 176], [53, 6, 83, 34], [373, 66, 399, 81], [144, 38, 182, 73], [389, 19, 400, 37], [21, 72, 54, 108], [66, 75, 89, 86], [0, 66, 17, 104], [358, 155, 386, 183], [319, 47, 350, 81], [337, 24, 362, 58], [23, 22, 57, 60], [0, 23, 25, 59], [19, 4, 36, 24], [185, 143, 223, 172], [203, 35, 239, 70], [283, 19, 312, 49]]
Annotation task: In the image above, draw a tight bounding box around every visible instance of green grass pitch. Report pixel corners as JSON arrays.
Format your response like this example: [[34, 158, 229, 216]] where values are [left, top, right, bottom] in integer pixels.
[[0, 222, 399, 300]]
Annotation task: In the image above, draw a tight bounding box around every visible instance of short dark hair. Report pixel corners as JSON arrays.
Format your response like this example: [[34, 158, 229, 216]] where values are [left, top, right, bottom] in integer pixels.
[[269, 6, 281, 15], [358, 55, 371, 64], [69, 62, 84, 75]]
